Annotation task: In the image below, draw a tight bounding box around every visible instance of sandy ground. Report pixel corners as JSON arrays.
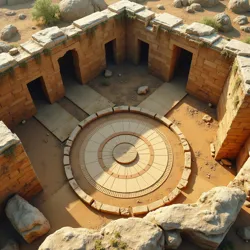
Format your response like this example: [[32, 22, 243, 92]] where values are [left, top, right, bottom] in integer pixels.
[[0, 0, 250, 46]]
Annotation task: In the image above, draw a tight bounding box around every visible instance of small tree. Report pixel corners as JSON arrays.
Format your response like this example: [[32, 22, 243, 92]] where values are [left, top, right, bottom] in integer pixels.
[[32, 0, 60, 26]]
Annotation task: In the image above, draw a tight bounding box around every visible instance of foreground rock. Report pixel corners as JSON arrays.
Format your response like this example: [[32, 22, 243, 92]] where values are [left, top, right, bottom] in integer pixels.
[[137, 86, 149, 95], [5, 195, 50, 243], [39, 218, 164, 250], [233, 15, 248, 25], [60, 0, 107, 22], [237, 226, 250, 241], [144, 187, 246, 249], [215, 13, 233, 32], [190, 3, 203, 11], [0, 25, 18, 41], [165, 231, 182, 249], [228, 0, 250, 13], [0, 42, 12, 53]]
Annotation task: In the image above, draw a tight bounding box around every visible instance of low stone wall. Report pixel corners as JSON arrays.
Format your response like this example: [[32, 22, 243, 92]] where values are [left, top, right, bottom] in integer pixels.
[[0, 121, 42, 212]]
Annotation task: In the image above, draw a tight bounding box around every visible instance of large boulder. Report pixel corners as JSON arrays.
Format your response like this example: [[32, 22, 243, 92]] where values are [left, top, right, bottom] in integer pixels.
[[233, 15, 248, 25], [144, 187, 246, 249], [5, 195, 50, 243], [215, 13, 233, 32], [0, 25, 18, 41], [188, 0, 220, 7], [228, 0, 250, 13], [39, 218, 164, 250], [59, 0, 107, 22]]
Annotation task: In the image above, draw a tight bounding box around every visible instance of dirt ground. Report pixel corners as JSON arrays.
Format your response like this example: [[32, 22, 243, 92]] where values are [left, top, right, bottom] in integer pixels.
[[0, 0, 250, 46]]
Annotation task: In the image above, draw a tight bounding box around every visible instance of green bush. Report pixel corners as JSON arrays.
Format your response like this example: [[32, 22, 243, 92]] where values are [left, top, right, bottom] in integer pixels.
[[32, 0, 60, 26], [243, 37, 250, 44], [200, 17, 221, 32]]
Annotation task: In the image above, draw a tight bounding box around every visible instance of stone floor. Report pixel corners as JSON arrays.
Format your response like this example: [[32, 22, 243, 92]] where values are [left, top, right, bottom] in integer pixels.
[[1, 63, 249, 250]]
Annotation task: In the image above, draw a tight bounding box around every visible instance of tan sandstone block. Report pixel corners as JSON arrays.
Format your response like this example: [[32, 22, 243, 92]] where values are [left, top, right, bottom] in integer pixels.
[[96, 107, 113, 117], [91, 200, 103, 210], [63, 155, 70, 165], [100, 204, 120, 215], [155, 114, 172, 127], [132, 205, 148, 215], [113, 106, 129, 113], [182, 168, 192, 181], [68, 126, 81, 141], [168, 188, 181, 203], [184, 152, 192, 168], [148, 199, 164, 211], [64, 165, 73, 180]]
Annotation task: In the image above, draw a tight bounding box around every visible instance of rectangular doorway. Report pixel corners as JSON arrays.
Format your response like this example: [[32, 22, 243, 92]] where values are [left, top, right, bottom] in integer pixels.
[[105, 39, 116, 65], [138, 40, 149, 64], [173, 47, 193, 80], [27, 77, 49, 107]]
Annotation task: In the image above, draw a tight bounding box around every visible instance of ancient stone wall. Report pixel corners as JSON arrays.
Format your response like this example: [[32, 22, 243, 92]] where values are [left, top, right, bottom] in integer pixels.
[[0, 122, 42, 212], [0, 13, 125, 128], [126, 18, 232, 105], [215, 57, 250, 160], [236, 136, 250, 172]]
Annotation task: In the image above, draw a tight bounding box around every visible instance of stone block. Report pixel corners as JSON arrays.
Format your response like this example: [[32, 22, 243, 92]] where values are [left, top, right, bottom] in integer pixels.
[[168, 188, 181, 202], [108, 0, 130, 13], [148, 199, 164, 211], [162, 196, 170, 205], [177, 179, 189, 189], [20, 40, 43, 55], [61, 25, 82, 38], [0, 121, 19, 154], [172, 23, 188, 35], [155, 114, 172, 127], [129, 106, 141, 113], [182, 140, 190, 152], [63, 155, 70, 165], [135, 9, 155, 22], [78, 114, 98, 128], [182, 168, 192, 181], [64, 165, 73, 180], [186, 22, 215, 36], [152, 13, 183, 30], [100, 204, 120, 215], [65, 140, 73, 147], [126, 2, 145, 14], [170, 124, 182, 136], [113, 106, 129, 112], [184, 151, 192, 168], [64, 146, 70, 156], [120, 207, 130, 216], [13, 49, 31, 63], [132, 205, 148, 215], [96, 107, 114, 117], [69, 179, 78, 190], [212, 37, 229, 51], [237, 55, 250, 86], [73, 12, 108, 31], [101, 9, 118, 18], [225, 39, 250, 56], [0, 53, 16, 73], [69, 126, 81, 141], [198, 33, 221, 45], [140, 108, 156, 118], [91, 200, 103, 210], [74, 186, 94, 205]]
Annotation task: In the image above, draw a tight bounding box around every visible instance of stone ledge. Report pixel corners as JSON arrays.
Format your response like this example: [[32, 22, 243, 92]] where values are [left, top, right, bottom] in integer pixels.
[[91, 200, 103, 210], [120, 207, 130, 216], [64, 146, 70, 156], [155, 114, 172, 127], [129, 106, 141, 113], [170, 124, 182, 136], [61, 25, 82, 38], [126, 2, 145, 14], [100, 204, 120, 215], [65, 140, 73, 147], [20, 39, 43, 55], [225, 39, 250, 56], [63, 155, 70, 165], [148, 200, 164, 211], [152, 13, 183, 30], [135, 9, 155, 22], [184, 152, 192, 168], [96, 107, 114, 117], [68, 125, 81, 141], [177, 179, 189, 189], [182, 168, 192, 181], [64, 165, 73, 180], [140, 108, 156, 118], [132, 205, 149, 215], [78, 114, 98, 128], [108, 0, 131, 13]]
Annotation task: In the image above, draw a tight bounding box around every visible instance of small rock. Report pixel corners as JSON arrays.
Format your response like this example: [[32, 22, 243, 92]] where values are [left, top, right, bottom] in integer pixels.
[[173, 0, 182, 8], [221, 159, 232, 166], [237, 226, 250, 241], [1, 239, 19, 250], [190, 3, 203, 11], [137, 86, 149, 95], [157, 4, 165, 9], [32, 26, 37, 30], [118, 73, 122, 77], [240, 25, 250, 32], [104, 69, 112, 78], [5, 11, 16, 16], [233, 15, 248, 25], [0, 25, 18, 41], [18, 14, 27, 20], [21, 120, 26, 124], [186, 6, 195, 12], [9, 47, 19, 56], [202, 114, 213, 123], [208, 103, 213, 108], [165, 230, 182, 249]]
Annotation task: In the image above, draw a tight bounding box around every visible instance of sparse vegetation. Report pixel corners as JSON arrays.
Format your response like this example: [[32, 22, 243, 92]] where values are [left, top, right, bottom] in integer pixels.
[[43, 48, 51, 56], [127, 12, 136, 20], [32, 0, 60, 26], [109, 232, 127, 249], [220, 50, 235, 59], [3, 145, 16, 158], [200, 17, 221, 32], [243, 37, 250, 44], [19, 61, 28, 69], [233, 95, 240, 109], [94, 239, 105, 250], [232, 63, 238, 76]]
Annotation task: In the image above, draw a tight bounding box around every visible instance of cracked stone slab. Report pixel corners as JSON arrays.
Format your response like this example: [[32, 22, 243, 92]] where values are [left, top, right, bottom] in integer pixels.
[[152, 13, 183, 30], [0, 121, 20, 154], [73, 12, 108, 31], [136, 9, 155, 22], [126, 2, 145, 14], [108, 0, 131, 13], [32, 27, 67, 49], [172, 23, 188, 35], [212, 37, 229, 51], [12, 49, 31, 63], [186, 22, 215, 36], [0, 53, 16, 73], [198, 33, 221, 45], [20, 39, 43, 55], [61, 25, 82, 38], [225, 39, 250, 56]]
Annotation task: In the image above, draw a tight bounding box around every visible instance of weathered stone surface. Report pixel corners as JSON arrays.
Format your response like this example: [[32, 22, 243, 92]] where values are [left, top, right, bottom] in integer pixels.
[[101, 218, 164, 250], [225, 39, 250, 56], [126, 1, 145, 13], [186, 6, 195, 12], [108, 0, 131, 13], [188, 0, 219, 7], [144, 187, 246, 249], [104, 69, 112, 77], [136, 9, 155, 21], [61, 24, 82, 38], [173, 0, 182, 8], [0, 42, 12, 53], [1, 240, 19, 250], [240, 25, 250, 32], [237, 226, 250, 241], [12, 49, 31, 63], [190, 3, 203, 11], [73, 11, 108, 31], [181, 0, 189, 6], [212, 37, 228, 51], [165, 231, 182, 249], [60, 0, 107, 22], [0, 53, 16, 73], [0, 25, 18, 41], [20, 39, 43, 55], [137, 86, 149, 95], [9, 47, 19, 56], [5, 195, 50, 243], [186, 22, 215, 36], [215, 12, 233, 32], [228, 0, 250, 13], [153, 13, 183, 30], [234, 15, 248, 25]]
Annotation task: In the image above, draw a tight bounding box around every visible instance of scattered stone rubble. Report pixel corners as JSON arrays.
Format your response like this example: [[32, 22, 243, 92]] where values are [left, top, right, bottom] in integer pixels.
[[137, 86, 149, 95]]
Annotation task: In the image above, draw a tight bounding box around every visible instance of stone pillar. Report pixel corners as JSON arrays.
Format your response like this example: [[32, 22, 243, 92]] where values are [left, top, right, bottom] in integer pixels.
[[0, 121, 42, 212]]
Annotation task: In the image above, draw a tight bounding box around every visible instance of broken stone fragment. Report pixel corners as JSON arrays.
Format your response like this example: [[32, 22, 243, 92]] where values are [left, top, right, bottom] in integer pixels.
[[9, 47, 19, 56], [202, 114, 213, 122], [104, 69, 112, 77], [18, 14, 27, 20], [137, 86, 149, 95], [165, 230, 182, 249], [220, 158, 232, 166]]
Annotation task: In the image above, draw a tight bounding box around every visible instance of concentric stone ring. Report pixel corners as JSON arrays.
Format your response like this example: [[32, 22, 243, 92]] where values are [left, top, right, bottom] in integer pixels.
[[113, 143, 138, 164]]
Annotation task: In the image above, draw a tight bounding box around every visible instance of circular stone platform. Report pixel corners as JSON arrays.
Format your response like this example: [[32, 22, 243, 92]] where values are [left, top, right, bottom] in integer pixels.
[[64, 106, 192, 215]]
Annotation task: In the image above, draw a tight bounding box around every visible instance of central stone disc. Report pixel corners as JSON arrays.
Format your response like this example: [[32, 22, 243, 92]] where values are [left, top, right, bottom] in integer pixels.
[[113, 143, 138, 164]]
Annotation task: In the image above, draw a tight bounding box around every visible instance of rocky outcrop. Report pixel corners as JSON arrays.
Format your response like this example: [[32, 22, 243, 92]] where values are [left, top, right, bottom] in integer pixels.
[[144, 187, 246, 249], [0, 25, 18, 41], [228, 0, 250, 13], [59, 0, 107, 22], [233, 15, 248, 25], [215, 13, 233, 32], [39, 187, 245, 250], [39, 218, 164, 250], [5, 195, 50, 243]]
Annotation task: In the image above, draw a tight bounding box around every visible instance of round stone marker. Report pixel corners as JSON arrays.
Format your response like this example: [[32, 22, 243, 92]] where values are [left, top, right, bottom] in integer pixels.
[[113, 143, 137, 164]]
